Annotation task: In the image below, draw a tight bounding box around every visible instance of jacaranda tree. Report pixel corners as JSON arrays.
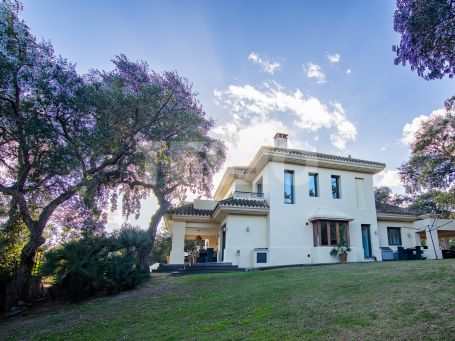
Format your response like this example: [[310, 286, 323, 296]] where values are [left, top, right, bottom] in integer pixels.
[[0, 1, 225, 306], [393, 0, 455, 80]]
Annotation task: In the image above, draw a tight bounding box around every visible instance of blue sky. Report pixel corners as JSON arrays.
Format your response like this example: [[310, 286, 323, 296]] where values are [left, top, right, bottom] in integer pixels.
[[21, 0, 454, 229]]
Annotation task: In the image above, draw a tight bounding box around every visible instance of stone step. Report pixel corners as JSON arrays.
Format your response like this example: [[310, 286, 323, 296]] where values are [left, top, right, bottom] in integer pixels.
[[189, 262, 233, 267], [171, 269, 243, 275], [187, 265, 238, 270], [155, 264, 185, 273]]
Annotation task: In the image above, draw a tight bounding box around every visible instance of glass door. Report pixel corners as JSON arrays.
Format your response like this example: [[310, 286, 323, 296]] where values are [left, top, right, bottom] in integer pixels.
[[361, 224, 372, 259]]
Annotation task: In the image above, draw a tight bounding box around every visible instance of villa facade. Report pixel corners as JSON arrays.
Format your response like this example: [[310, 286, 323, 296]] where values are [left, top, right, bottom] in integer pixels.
[[164, 133, 455, 268]]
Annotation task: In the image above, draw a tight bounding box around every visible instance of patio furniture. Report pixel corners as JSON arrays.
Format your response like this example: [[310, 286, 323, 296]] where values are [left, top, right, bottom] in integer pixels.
[[415, 246, 422, 260], [380, 247, 395, 261], [397, 247, 408, 260]]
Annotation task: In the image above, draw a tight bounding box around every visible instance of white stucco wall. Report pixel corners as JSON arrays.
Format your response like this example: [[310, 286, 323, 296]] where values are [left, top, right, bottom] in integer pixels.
[[377, 221, 419, 251], [193, 199, 218, 210], [169, 221, 185, 264], [223, 214, 267, 268]]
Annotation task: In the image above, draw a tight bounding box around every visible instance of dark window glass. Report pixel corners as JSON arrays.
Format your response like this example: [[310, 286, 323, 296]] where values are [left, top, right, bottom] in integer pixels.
[[387, 227, 402, 245], [309, 173, 318, 197], [339, 222, 347, 245], [257, 252, 267, 263], [330, 222, 337, 245], [320, 221, 328, 245], [284, 170, 294, 204], [256, 178, 263, 194], [313, 220, 350, 247], [331, 175, 341, 199]]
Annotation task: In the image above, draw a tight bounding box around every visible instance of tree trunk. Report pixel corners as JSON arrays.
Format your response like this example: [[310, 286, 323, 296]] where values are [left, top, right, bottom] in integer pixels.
[[140, 197, 171, 271], [4, 227, 45, 310]]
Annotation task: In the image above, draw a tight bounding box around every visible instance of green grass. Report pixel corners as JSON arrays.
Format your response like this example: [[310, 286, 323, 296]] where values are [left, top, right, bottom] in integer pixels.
[[2, 260, 455, 340]]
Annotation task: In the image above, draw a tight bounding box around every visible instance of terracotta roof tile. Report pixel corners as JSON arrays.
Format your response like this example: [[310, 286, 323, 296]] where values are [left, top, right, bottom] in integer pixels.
[[217, 197, 270, 209], [168, 197, 270, 217], [265, 146, 386, 168], [375, 202, 422, 216], [167, 203, 212, 217]]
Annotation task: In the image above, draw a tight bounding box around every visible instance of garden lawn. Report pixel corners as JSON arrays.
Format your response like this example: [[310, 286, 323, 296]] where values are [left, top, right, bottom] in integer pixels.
[[1, 260, 454, 341]]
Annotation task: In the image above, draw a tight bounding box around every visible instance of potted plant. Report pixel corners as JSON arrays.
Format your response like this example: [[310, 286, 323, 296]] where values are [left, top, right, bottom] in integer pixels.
[[330, 243, 351, 263]]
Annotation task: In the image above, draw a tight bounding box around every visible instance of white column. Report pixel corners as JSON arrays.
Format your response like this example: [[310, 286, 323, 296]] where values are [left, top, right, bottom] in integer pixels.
[[170, 221, 185, 264], [425, 228, 442, 260], [371, 224, 382, 261]]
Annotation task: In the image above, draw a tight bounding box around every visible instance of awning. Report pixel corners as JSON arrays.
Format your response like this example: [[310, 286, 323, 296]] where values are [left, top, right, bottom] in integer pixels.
[[308, 208, 353, 222]]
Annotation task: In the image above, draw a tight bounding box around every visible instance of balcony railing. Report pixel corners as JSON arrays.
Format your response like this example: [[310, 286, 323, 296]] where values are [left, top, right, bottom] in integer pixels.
[[233, 191, 265, 200]]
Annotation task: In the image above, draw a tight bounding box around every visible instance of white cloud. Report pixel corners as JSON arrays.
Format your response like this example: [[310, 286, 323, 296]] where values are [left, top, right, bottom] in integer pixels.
[[327, 53, 340, 63], [248, 52, 281, 74], [374, 169, 404, 193], [346, 68, 352, 74], [401, 108, 444, 145], [213, 82, 356, 150], [304, 63, 326, 84]]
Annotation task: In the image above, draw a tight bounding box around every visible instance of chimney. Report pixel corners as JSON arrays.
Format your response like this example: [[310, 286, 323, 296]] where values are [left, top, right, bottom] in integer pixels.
[[274, 132, 288, 148]]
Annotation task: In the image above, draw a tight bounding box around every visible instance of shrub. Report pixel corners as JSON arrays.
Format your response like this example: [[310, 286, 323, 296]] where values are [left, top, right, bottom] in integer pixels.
[[42, 228, 151, 302]]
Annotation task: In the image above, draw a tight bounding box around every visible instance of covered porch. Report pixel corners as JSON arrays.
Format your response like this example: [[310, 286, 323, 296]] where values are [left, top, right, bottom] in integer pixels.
[[169, 221, 221, 264], [163, 199, 222, 265]]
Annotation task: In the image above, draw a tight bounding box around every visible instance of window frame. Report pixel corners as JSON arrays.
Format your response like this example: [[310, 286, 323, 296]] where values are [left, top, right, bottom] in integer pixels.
[[309, 173, 319, 197], [313, 220, 350, 247], [284, 170, 295, 204], [331, 175, 341, 199], [256, 177, 263, 195], [387, 227, 402, 246]]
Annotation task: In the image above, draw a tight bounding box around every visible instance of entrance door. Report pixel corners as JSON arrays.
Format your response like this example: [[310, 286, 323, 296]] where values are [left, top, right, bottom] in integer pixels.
[[361, 224, 372, 259], [220, 225, 226, 262]]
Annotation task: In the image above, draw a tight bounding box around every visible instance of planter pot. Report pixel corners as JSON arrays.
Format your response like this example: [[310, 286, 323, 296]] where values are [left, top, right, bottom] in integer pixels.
[[339, 252, 348, 263]]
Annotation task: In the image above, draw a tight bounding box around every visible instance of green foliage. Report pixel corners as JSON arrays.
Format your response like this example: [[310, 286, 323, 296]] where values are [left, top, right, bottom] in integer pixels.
[[42, 227, 150, 302], [399, 111, 454, 217], [408, 190, 453, 218], [151, 229, 172, 263], [374, 186, 393, 205], [184, 239, 205, 255], [0, 215, 28, 286], [330, 244, 351, 256]]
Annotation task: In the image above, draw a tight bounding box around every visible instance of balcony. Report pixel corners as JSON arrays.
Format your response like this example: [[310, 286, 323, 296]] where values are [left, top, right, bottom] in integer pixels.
[[233, 191, 265, 200]]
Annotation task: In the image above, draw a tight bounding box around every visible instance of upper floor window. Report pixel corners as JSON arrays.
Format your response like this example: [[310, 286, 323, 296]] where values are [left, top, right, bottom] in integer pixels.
[[355, 177, 365, 209], [309, 173, 319, 197], [387, 227, 402, 245], [284, 170, 294, 204], [256, 177, 263, 195], [331, 175, 341, 199]]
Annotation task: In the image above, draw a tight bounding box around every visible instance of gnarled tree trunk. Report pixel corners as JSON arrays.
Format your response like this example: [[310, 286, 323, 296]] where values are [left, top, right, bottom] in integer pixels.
[[4, 225, 45, 310], [141, 196, 171, 271]]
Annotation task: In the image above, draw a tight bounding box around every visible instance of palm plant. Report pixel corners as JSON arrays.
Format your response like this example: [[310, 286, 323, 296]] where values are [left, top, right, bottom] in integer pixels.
[[114, 225, 153, 270], [41, 238, 112, 301]]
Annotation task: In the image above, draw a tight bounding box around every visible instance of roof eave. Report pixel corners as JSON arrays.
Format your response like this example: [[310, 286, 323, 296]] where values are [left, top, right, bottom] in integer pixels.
[[164, 213, 213, 223], [376, 213, 421, 222], [212, 205, 269, 222], [244, 148, 385, 181], [213, 166, 248, 200]]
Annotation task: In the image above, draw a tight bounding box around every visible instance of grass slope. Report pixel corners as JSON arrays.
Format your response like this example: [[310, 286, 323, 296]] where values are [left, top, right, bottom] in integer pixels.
[[1, 260, 455, 340]]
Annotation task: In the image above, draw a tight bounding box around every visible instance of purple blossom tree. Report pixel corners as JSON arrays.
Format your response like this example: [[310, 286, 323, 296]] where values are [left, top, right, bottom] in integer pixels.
[[108, 57, 226, 269], [0, 1, 225, 306], [393, 0, 455, 80]]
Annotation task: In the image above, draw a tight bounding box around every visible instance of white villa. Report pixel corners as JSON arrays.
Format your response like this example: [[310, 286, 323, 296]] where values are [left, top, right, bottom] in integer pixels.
[[164, 133, 455, 268]]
